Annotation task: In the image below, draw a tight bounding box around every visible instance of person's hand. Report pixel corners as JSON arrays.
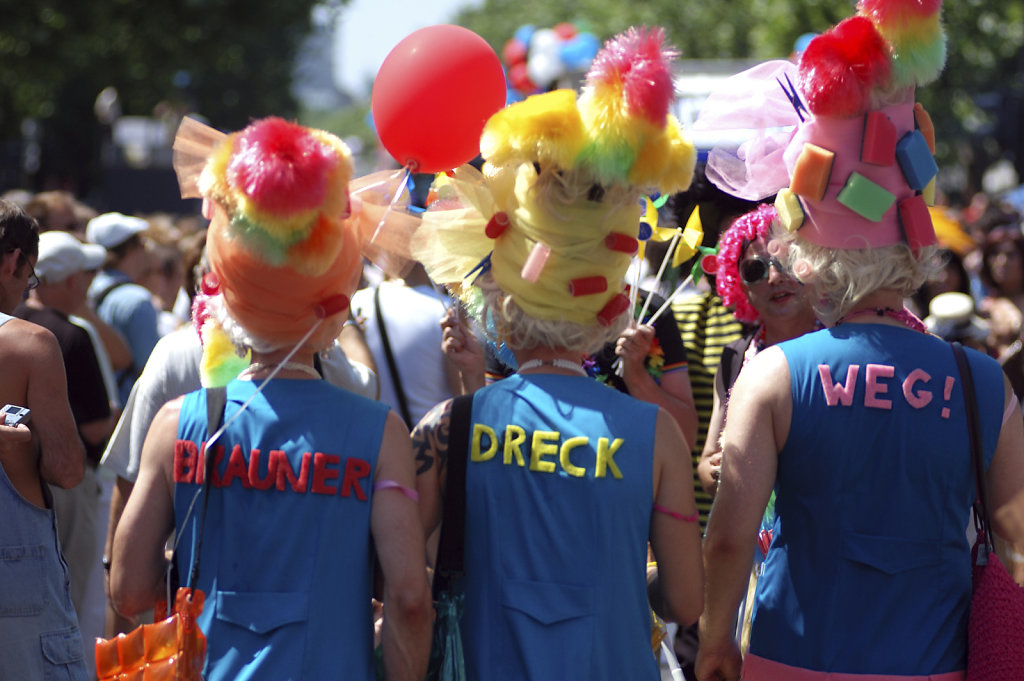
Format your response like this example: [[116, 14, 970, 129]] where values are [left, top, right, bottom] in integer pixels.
[[0, 423, 32, 454], [440, 307, 484, 375], [694, 637, 743, 681], [615, 323, 655, 374], [698, 451, 723, 496]]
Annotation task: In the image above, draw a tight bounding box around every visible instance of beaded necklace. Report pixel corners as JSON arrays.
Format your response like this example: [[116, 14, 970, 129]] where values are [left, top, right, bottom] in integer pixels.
[[834, 307, 927, 334]]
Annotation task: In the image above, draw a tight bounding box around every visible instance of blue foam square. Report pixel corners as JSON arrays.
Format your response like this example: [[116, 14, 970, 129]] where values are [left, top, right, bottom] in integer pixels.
[[896, 130, 938, 191]]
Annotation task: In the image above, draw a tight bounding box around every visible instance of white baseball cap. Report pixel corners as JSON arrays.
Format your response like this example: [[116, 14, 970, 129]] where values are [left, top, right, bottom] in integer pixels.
[[86, 212, 149, 249], [36, 231, 107, 284], [925, 292, 989, 344]]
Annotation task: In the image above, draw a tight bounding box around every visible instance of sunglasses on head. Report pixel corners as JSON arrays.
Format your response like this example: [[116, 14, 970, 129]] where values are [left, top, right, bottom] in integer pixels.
[[739, 255, 783, 285]]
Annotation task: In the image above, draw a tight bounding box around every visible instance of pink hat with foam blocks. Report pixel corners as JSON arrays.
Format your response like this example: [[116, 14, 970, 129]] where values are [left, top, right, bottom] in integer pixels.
[[700, 0, 946, 251]]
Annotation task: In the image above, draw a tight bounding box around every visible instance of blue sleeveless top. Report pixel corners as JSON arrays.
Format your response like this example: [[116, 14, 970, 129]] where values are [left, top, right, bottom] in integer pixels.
[[460, 373, 660, 681], [174, 379, 389, 681], [749, 325, 1003, 677]]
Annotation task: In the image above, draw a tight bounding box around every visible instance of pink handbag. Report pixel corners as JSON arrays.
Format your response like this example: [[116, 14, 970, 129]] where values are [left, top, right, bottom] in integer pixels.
[[953, 343, 1024, 681]]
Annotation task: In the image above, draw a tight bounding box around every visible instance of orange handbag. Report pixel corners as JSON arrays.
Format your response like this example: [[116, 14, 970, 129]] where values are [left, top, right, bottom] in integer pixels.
[[96, 387, 225, 681], [95, 588, 207, 681]]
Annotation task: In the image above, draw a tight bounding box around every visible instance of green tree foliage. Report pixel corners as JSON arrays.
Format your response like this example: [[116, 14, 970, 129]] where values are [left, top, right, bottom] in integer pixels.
[[457, 0, 1024, 196], [0, 1, 323, 191]]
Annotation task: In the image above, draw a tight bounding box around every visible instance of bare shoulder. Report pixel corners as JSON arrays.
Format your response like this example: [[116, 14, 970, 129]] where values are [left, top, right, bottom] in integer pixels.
[[0, 317, 59, 360], [410, 398, 454, 477], [733, 345, 791, 400]]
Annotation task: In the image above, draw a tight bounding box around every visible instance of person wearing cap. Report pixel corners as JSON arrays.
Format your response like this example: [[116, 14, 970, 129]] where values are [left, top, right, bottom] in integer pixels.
[[14, 231, 116, 634], [695, 4, 1024, 680], [411, 27, 704, 681], [0, 199, 89, 681], [110, 117, 431, 681], [86, 211, 161, 405]]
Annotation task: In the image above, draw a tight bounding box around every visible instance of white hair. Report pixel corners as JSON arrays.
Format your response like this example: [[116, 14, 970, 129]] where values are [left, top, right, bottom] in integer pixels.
[[774, 224, 938, 325], [476, 273, 627, 356]]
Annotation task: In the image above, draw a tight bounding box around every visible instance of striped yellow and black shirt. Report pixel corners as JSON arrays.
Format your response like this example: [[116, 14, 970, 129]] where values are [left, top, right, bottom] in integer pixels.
[[672, 291, 743, 531]]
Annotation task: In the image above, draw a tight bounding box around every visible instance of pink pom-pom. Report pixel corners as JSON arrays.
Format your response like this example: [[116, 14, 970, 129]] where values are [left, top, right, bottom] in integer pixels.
[[587, 27, 677, 124], [227, 117, 339, 217], [799, 17, 890, 117]]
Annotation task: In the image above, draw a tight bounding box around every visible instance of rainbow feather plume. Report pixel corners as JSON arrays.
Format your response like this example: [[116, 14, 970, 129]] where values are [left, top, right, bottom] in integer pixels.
[[576, 27, 679, 187], [858, 0, 946, 88]]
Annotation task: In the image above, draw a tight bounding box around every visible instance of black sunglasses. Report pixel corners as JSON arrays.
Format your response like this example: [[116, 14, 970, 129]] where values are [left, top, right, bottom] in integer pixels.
[[739, 255, 783, 285]]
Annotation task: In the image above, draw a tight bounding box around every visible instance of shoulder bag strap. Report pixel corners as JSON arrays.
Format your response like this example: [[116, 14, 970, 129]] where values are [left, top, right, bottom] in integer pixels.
[[187, 385, 227, 588], [374, 285, 413, 427], [432, 394, 473, 598], [951, 342, 995, 555]]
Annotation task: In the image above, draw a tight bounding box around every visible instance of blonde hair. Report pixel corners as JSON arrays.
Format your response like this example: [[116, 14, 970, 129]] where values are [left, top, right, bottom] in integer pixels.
[[775, 224, 937, 324], [477, 273, 627, 356]]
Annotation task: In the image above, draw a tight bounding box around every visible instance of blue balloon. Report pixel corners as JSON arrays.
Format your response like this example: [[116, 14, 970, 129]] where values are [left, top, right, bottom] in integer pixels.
[[560, 32, 600, 71], [506, 88, 525, 105], [514, 24, 536, 48]]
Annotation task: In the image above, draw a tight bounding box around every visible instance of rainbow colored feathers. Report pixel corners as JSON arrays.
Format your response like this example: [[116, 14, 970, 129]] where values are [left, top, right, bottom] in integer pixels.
[[480, 27, 695, 195], [799, 0, 946, 116]]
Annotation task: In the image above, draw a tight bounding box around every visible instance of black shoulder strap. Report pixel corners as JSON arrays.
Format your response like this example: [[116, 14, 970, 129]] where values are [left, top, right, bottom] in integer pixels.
[[93, 279, 131, 309], [188, 386, 227, 588], [952, 342, 994, 554], [432, 394, 473, 598], [374, 285, 413, 427]]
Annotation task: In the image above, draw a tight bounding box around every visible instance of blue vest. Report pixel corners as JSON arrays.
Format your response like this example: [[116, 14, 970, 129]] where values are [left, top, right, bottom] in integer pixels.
[[750, 325, 1003, 676], [460, 373, 660, 681], [174, 379, 388, 681]]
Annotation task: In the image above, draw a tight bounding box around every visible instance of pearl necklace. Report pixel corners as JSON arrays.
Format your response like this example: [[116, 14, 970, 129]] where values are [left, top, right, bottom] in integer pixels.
[[517, 358, 587, 376], [240, 361, 320, 380]]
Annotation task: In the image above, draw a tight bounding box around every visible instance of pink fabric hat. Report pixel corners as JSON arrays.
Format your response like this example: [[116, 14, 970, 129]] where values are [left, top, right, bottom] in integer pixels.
[[699, 0, 947, 251]]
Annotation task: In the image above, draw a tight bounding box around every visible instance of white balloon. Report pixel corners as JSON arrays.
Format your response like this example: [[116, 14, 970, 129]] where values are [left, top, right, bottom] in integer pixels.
[[527, 51, 564, 88], [529, 28, 561, 59]]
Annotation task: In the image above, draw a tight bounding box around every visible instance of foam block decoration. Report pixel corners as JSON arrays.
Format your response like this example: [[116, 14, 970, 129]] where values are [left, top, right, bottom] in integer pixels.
[[914, 103, 936, 154], [520, 241, 551, 282], [790, 143, 835, 201], [923, 177, 936, 206], [775, 189, 805, 233], [861, 111, 897, 166], [898, 195, 937, 252], [568, 275, 607, 297], [837, 172, 896, 222], [605, 232, 639, 254], [896, 130, 938, 191]]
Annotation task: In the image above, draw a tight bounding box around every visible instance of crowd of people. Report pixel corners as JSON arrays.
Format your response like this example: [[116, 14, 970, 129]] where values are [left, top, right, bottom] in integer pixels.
[[2, 4, 1024, 681]]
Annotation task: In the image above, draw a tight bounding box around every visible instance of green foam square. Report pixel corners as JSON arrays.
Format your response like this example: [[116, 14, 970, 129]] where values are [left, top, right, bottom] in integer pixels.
[[836, 172, 896, 222]]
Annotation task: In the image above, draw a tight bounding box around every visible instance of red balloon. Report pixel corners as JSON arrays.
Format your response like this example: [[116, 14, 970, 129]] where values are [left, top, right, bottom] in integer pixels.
[[553, 22, 577, 40], [507, 62, 536, 94], [502, 38, 528, 67], [372, 25, 508, 174]]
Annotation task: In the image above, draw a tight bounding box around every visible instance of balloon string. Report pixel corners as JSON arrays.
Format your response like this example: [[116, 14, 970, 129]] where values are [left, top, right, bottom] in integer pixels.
[[371, 166, 413, 243]]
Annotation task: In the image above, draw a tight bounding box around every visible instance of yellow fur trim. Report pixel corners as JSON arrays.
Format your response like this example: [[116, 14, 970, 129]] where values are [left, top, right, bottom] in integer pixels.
[[481, 90, 586, 171], [199, 320, 251, 388], [627, 116, 696, 194]]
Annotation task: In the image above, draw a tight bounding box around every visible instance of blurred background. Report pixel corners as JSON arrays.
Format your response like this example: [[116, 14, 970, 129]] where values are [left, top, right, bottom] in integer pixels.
[[0, 0, 1021, 214]]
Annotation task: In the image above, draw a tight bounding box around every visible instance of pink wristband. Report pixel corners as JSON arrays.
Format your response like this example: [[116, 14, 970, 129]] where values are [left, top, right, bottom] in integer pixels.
[[653, 503, 698, 523], [373, 479, 420, 502]]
